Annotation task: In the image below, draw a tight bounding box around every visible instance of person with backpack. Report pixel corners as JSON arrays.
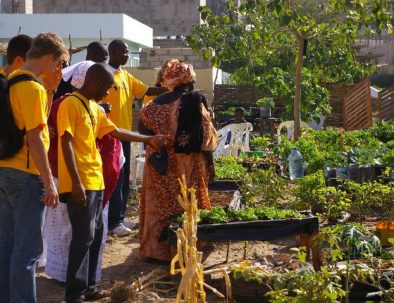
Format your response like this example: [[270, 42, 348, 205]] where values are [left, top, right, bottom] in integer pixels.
[[0, 32, 69, 303], [57, 63, 165, 302], [0, 34, 32, 78]]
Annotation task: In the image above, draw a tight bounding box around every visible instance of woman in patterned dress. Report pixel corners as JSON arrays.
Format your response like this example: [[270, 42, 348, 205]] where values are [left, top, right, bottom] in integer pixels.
[[138, 59, 218, 262]]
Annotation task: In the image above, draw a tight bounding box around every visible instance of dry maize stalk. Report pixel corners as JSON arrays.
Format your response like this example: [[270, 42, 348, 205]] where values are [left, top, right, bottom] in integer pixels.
[[171, 175, 231, 303]]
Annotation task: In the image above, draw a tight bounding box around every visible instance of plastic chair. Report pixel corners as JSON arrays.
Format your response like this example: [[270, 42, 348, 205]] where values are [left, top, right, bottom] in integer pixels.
[[214, 122, 253, 157], [130, 142, 145, 188], [277, 120, 310, 143], [213, 127, 232, 157]]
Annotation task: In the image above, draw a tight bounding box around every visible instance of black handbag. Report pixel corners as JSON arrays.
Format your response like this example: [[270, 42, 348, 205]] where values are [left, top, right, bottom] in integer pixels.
[[148, 147, 168, 175]]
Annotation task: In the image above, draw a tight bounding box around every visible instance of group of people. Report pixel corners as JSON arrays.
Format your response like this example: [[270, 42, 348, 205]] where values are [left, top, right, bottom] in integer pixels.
[[0, 32, 217, 303]]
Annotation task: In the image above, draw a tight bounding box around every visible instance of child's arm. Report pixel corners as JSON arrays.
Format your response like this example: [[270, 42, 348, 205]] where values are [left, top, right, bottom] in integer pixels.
[[109, 129, 165, 149], [61, 131, 87, 206]]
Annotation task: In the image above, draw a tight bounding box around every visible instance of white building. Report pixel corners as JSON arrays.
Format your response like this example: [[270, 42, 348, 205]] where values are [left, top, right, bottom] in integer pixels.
[[0, 13, 153, 65]]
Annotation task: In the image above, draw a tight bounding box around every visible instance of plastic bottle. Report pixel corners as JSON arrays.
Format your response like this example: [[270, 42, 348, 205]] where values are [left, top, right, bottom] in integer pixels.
[[288, 147, 304, 180]]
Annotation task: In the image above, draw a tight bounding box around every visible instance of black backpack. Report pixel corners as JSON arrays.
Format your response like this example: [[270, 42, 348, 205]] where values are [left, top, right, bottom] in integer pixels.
[[0, 74, 41, 160]]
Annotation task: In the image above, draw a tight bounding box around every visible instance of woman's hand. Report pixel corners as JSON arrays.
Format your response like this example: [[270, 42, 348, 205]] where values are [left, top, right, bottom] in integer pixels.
[[146, 135, 169, 149]]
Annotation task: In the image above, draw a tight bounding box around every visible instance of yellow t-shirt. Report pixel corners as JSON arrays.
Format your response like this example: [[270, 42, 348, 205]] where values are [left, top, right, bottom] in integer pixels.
[[103, 69, 147, 130], [57, 92, 117, 193], [0, 69, 49, 175], [0, 68, 6, 77]]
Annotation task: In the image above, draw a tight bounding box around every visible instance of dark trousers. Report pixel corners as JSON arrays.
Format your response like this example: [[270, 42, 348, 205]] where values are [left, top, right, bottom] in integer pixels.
[[65, 190, 103, 301], [108, 141, 130, 229]]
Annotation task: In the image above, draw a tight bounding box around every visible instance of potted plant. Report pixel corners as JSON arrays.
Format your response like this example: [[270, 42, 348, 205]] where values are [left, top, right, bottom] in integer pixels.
[[256, 97, 275, 119]]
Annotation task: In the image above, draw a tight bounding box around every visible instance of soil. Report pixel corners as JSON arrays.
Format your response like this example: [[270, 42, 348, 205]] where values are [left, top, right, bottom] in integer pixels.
[[35, 198, 302, 303], [209, 190, 236, 207]]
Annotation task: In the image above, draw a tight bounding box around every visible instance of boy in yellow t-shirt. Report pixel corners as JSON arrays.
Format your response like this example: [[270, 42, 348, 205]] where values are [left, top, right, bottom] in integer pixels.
[[103, 39, 167, 236], [1, 34, 32, 77], [58, 63, 163, 302], [0, 32, 69, 303]]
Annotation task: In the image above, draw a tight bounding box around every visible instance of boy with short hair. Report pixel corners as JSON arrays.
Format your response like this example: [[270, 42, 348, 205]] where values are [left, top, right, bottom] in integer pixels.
[[0, 32, 69, 303], [58, 63, 164, 302], [0, 34, 32, 77]]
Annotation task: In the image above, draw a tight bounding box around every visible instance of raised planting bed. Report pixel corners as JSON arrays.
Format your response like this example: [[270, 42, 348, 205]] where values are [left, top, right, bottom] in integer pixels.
[[208, 180, 242, 191], [169, 208, 320, 270], [178, 215, 318, 242]]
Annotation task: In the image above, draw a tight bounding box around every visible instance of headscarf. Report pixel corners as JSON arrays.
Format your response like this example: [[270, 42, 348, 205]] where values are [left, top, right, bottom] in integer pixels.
[[162, 59, 196, 91], [62, 60, 95, 89]]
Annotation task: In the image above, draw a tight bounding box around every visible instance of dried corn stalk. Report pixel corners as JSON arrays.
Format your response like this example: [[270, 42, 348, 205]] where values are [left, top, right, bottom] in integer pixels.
[[171, 175, 231, 303]]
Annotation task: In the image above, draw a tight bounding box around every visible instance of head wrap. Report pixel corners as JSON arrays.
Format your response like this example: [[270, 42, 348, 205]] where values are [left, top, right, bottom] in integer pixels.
[[162, 59, 196, 91], [62, 60, 95, 89]]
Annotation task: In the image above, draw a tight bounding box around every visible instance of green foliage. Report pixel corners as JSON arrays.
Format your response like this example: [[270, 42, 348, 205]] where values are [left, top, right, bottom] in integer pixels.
[[321, 187, 352, 223], [250, 136, 271, 150], [199, 207, 228, 224], [317, 223, 382, 263], [187, 0, 392, 122], [276, 126, 394, 172], [240, 166, 288, 206], [293, 171, 326, 210], [343, 180, 394, 219], [371, 121, 394, 143], [266, 267, 346, 303], [256, 97, 275, 107], [276, 129, 346, 173], [198, 206, 305, 224], [214, 156, 247, 180]]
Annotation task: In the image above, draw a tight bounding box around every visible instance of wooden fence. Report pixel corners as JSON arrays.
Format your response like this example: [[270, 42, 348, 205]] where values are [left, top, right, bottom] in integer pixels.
[[378, 85, 394, 121], [213, 84, 285, 117], [343, 79, 372, 131], [323, 79, 372, 130], [214, 82, 372, 131]]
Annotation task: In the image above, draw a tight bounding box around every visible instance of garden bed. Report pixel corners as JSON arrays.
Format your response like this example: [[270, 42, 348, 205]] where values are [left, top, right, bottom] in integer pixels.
[[168, 213, 318, 243], [208, 180, 242, 191]]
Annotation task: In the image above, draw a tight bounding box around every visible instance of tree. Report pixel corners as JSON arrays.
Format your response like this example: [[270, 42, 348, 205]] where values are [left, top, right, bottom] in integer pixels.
[[187, 0, 393, 139]]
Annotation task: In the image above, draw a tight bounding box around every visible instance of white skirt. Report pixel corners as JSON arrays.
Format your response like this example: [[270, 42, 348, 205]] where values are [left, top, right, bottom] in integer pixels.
[[43, 202, 109, 282]]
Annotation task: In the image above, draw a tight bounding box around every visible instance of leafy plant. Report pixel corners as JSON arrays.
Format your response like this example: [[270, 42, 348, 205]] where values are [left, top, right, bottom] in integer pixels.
[[256, 97, 275, 108], [266, 267, 346, 303], [214, 156, 247, 180], [199, 207, 227, 224], [250, 136, 271, 150], [293, 171, 326, 210], [240, 166, 288, 206], [198, 206, 305, 224], [343, 180, 394, 219]]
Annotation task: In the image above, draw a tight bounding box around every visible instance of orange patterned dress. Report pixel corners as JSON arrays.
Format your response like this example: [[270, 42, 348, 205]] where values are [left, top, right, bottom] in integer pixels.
[[139, 93, 217, 261]]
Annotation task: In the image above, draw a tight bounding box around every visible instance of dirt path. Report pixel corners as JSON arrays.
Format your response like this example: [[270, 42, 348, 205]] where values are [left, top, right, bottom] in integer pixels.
[[36, 198, 300, 303]]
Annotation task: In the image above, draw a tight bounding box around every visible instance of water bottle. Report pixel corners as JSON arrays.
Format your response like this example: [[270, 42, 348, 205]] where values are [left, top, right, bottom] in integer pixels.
[[288, 147, 304, 180]]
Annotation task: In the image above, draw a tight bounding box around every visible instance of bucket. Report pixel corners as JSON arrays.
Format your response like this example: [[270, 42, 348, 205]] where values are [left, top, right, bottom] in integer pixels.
[[376, 221, 394, 246]]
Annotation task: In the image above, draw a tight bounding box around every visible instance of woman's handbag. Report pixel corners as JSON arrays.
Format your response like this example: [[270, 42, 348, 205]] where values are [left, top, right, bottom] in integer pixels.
[[148, 147, 168, 175]]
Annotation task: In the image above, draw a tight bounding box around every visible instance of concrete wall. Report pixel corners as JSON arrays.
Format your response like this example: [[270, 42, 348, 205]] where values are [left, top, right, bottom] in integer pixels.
[[1, 0, 32, 13], [129, 0, 205, 36], [1, 0, 209, 37], [126, 66, 220, 104]]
